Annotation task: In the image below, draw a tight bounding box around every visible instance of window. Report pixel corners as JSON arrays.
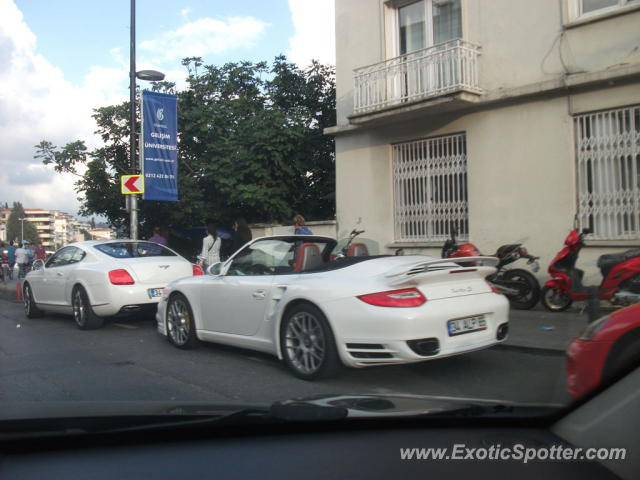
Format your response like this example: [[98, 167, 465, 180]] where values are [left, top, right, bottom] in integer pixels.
[[228, 239, 295, 276], [94, 242, 176, 258], [575, 105, 640, 240], [575, 0, 639, 17], [45, 247, 75, 268], [226, 238, 335, 276], [395, 0, 462, 54], [69, 247, 86, 264], [393, 133, 468, 242]]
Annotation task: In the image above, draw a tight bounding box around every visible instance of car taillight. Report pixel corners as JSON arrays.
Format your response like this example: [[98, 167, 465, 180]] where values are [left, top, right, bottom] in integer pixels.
[[357, 288, 426, 307], [108, 269, 135, 285], [192, 264, 204, 276]]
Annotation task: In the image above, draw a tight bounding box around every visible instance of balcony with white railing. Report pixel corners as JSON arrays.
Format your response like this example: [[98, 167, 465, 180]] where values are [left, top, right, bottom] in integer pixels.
[[352, 39, 482, 117]]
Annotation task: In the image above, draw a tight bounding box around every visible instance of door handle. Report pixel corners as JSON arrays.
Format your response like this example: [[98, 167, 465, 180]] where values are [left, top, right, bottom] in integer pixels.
[[56, 272, 64, 277], [252, 290, 266, 300]]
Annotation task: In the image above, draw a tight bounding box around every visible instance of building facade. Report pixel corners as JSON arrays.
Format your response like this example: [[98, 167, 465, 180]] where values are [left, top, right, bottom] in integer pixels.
[[330, 0, 640, 281], [88, 228, 116, 241], [24, 209, 56, 249], [54, 213, 76, 249], [0, 207, 10, 242]]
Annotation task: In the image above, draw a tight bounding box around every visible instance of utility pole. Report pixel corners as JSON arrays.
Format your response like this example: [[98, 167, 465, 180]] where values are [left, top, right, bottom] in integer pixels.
[[129, 0, 138, 240], [19, 217, 26, 244]]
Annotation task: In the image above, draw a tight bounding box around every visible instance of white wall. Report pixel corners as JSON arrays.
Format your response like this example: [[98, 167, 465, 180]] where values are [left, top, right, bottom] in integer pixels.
[[336, 83, 640, 282], [250, 221, 337, 239], [333, 0, 640, 283], [335, 0, 640, 122]]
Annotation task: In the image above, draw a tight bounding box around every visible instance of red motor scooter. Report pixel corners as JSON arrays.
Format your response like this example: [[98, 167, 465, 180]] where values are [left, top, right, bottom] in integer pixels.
[[541, 228, 640, 311]]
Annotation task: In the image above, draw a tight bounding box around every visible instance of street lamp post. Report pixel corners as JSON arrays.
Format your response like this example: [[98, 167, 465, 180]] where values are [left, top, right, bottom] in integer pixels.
[[18, 217, 26, 244], [129, 0, 164, 240]]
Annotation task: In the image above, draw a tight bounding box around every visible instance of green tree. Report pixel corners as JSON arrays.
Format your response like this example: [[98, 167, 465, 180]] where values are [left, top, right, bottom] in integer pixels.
[[34, 56, 336, 235], [6, 202, 40, 244]]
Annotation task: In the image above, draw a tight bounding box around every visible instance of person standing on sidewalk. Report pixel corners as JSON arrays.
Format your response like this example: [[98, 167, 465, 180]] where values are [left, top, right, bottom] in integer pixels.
[[6, 240, 16, 280], [15, 242, 29, 279], [230, 218, 252, 257], [293, 215, 312, 235], [148, 226, 168, 246], [34, 243, 46, 262], [198, 223, 221, 272]]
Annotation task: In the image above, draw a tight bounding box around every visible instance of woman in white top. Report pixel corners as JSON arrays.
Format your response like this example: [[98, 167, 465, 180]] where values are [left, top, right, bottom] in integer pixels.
[[199, 223, 221, 270]]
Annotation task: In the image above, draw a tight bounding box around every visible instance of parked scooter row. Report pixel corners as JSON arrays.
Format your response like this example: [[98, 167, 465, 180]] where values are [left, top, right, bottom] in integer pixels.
[[542, 228, 640, 311], [344, 223, 639, 312], [441, 224, 640, 311], [441, 228, 541, 310]]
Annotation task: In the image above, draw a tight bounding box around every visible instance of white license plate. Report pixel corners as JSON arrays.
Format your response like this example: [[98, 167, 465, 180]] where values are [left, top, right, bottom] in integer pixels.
[[447, 315, 487, 336], [148, 288, 163, 298]]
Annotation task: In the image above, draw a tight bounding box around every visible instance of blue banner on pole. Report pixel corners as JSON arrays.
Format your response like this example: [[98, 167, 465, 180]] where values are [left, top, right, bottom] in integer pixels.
[[142, 91, 178, 201]]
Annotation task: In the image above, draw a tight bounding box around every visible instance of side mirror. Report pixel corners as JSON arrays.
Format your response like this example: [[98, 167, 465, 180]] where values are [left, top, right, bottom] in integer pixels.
[[207, 262, 222, 275], [32, 259, 45, 271]]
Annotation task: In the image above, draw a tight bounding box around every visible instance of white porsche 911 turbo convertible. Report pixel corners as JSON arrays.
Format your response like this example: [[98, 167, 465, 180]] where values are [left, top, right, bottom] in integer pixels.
[[157, 235, 510, 380], [23, 240, 203, 329]]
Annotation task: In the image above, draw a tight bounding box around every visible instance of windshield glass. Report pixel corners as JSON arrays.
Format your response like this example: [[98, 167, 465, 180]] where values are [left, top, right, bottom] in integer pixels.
[[94, 242, 176, 258], [332, 236, 381, 257], [226, 237, 335, 275]]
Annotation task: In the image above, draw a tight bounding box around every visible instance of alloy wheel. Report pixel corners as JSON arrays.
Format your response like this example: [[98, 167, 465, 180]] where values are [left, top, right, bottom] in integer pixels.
[[284, 311, 326, 375], [73, 289, 86, 327], [23, 285, 32, 315], [167, 298, 191, 346]]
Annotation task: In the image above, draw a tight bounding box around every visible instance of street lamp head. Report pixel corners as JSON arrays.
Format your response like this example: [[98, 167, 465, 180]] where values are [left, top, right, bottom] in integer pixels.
[[136, 70, 165, 81]]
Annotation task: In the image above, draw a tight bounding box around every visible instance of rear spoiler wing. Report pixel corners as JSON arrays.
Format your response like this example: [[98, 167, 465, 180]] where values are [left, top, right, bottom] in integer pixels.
[[384, 257, 499, 285]]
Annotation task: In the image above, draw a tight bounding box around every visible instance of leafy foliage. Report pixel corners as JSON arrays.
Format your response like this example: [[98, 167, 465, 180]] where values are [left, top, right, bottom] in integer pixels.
[[6, 202, 40, 244], [35, 56, 336, 236]]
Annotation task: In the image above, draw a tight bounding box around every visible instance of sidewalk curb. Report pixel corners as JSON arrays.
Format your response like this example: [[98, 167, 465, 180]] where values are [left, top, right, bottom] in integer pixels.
[[493, 343, 566, 356]]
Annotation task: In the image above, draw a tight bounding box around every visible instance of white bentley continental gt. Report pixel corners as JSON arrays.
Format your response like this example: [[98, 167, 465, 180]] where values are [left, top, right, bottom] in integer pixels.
[[23, 240, 203, 329], [157, 235, 510, 380]]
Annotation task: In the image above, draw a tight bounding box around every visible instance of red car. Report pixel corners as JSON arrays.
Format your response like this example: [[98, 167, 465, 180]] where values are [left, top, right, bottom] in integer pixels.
[[566, 302, 640, 399]]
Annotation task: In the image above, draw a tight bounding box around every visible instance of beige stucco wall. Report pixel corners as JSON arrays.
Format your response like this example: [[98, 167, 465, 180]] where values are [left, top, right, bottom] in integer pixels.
[[333, 0, 640, 283], [335, 83, 640, 283], [335, 0, 640, 124]]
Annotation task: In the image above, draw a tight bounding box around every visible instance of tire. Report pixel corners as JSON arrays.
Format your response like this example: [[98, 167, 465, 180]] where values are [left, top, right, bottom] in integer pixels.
[[280, 303, 340, 380], [166, 293, 199, 349], [23, 282, 44, 318], [72, 286, 104, 330], [499, 269, 540, 310], [601, 330, 640, 388], [541, 285, 573, 312]]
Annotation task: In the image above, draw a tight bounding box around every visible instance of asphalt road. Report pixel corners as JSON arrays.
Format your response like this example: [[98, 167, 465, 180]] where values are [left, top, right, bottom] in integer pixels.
[[0, 297, 571, 406]]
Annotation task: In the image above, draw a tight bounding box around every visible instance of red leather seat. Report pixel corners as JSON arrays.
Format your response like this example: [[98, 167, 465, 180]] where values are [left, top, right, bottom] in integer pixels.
[[346, 242, 369, 257], [293, 243, 323, 272]]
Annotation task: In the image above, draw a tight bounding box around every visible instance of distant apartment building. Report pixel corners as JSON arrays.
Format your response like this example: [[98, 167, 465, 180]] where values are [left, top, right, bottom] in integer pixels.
[[88, 228, 116, 241], [0, 207, 9, 242], [329, 0, 640, 281], [72, 220, 92, 243], [0, 206, 107, 248], [54, 213, 75, 249], [24, 209, 56, 249]]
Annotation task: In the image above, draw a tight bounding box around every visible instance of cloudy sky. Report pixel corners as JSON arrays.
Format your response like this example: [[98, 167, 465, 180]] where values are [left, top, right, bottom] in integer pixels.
[[0, 0, 335, 217]]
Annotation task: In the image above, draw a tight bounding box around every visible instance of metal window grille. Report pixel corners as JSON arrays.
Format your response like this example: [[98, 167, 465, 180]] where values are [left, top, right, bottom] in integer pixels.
[[393, 133, 468, 242], [575, 105, 640, 240]]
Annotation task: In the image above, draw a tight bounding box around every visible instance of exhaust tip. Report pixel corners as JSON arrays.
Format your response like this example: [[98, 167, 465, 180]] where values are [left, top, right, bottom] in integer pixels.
[[407, 338, 440, 356], [496, 323, 509, 340]]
